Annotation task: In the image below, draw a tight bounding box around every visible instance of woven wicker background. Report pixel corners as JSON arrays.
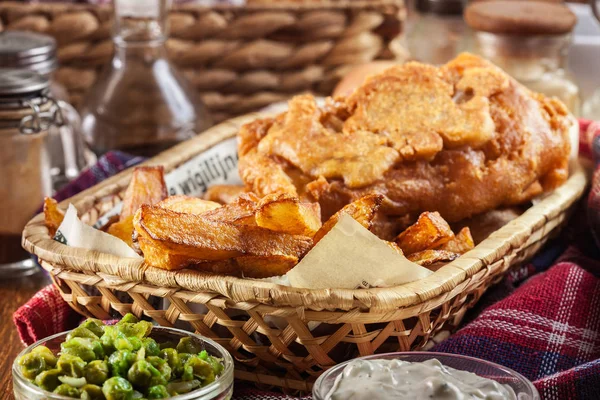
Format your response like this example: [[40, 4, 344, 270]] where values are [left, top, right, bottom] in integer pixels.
[[0, 1, 406, 123]]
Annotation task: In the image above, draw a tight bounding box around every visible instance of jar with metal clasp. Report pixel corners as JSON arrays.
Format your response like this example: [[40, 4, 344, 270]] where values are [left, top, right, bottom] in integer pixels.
[[0, 31, 92, 189], [0, 69, 83, 277]]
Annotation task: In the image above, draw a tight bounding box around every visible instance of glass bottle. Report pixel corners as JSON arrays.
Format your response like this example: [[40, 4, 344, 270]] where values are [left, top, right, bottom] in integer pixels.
[[473, 33, 581, 115], [406, 0, 467, 65], [80, 0, 212, 157]]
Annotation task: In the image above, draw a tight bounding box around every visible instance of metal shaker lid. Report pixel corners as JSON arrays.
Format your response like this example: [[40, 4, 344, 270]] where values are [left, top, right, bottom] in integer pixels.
[[0, 69, 49, 97], [0, 31, 58, 76]]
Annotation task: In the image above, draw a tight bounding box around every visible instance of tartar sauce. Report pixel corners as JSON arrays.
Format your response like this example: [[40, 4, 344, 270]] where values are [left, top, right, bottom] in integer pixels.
[[325, 359, 517, 400]]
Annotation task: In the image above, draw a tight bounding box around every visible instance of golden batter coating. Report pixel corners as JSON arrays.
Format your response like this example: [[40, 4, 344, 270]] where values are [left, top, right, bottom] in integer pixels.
[[238, 53, 571, 238]]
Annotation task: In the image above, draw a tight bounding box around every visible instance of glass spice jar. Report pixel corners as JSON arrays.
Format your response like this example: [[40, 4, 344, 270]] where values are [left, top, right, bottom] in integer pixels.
[[80, 0, 212, 157], [465, 1, 581, 115], [0, 69, 85, 278], [0, 31, 91, 189]]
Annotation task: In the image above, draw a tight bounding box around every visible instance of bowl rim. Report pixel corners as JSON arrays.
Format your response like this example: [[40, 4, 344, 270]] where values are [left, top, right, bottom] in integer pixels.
[[312, 351, 540, 400], [12, 325, 234, 400]]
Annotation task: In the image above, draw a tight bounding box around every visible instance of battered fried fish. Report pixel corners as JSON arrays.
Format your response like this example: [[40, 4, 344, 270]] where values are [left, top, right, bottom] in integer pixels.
[[238, 53, 572, 238]]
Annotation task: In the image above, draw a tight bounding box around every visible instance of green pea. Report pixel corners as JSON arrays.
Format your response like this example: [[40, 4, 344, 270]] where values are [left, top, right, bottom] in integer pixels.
[[61, 337, 103, 362], [117, 321, 152, 339], [205, 355, 223, 377], [53, 383, 81, 397], [159, 349, 180, 374], [182, 356, 214, 383], [108, 350, 135, 378], [176, 337, 203, 355], [127, 360, 161, 388], [143, 338, 160, 357], [117, 314, 139, 325], [85, 360, 109, 385], [80, 384, 106, 400], [176, 354, 193, 378], [102, 376, 134, 400], [57, 354, 86, 378], [18, 352, 47, 380], [31, 346, 58, 367], [80, 318, 106, 338], [146, 356, 171, 384], [66, 326, 100, 341], [147, 385, 169, 399], [114, 335, 142, 352], [34, 368, 62, 392]]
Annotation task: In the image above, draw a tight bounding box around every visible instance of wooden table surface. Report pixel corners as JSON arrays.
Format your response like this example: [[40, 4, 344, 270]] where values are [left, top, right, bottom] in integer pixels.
[[0, 271, 50, 400]]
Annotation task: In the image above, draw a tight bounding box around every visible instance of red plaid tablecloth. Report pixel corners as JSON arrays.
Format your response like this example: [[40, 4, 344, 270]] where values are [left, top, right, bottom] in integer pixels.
[[14, 120, 600, 399]]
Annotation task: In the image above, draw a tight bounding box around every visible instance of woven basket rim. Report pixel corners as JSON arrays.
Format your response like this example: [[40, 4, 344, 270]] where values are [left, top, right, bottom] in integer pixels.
[[22, 112, 589, 311]]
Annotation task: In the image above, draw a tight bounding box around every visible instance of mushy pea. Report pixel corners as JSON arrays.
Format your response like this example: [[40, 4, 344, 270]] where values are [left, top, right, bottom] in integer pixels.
[[17, 314, 224, 399]]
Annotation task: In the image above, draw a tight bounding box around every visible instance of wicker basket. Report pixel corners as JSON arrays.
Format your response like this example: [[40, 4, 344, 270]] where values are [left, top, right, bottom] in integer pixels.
[[0, 1, 406, 123], [22, 111, 588, 391]]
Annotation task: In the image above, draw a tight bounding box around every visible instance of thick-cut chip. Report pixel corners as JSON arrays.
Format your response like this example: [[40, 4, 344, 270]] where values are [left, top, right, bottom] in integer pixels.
[[120, 166, 168, 220], [407, 249, 460, 267], [313, 194, 384, 244], [255, 193, 322, 236], [43, 197, 65, 237], [437, 227, 474, 254], [158, 196, 221, 215], [192, 255, 298, 278], [192, 259, 241, 276], [203, 185, 249, 204], [107, 216, 134, 246], [134, 205, 312, 271], [201, 193, 259, 226], [395, 211, 454, 255], [235, 255, 298, 278]]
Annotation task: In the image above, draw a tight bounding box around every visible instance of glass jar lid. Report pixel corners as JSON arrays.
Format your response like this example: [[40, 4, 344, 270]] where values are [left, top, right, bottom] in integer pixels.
[[0, 31, 58, 76], [0, 69, 48, 98], [464, 1, 577, 35]]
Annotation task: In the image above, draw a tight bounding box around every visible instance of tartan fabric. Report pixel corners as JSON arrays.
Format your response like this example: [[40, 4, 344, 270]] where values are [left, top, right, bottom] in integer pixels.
[[13, 119, 600, 399], [432, 254, 600, 399]]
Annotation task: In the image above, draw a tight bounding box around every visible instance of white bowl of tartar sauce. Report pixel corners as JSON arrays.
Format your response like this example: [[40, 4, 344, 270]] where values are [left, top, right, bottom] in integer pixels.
[[312, 352, 539, 400]]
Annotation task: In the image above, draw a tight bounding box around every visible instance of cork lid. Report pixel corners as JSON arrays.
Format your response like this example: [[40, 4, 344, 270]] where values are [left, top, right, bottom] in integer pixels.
[[464, 1, 577, 35]]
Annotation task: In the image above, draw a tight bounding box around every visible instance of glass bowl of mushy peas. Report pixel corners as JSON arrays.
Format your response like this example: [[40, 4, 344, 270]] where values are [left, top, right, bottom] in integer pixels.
[[13, 314, 233, 400], [313, 352, 539, 400]]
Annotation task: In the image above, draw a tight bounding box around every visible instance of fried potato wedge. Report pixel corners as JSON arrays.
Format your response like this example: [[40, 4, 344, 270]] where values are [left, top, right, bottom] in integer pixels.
[[235, 255, 298, 278], [107, 216, 134, 246], [134, 205, 312, 271], [192, 255, 298, 278], [437, 227, 474, 254], [201, 193, 259, 226], [192, 259, 241, 276], [43, 197, 65, 237], [313, 194, 384, 244], [407, 249, 460, 267], [203, 184, 249, 204], [158, 196, 221, 215], [255, 193, 322, 236], [120, 166, 168, 220], [395, 211, 454, 255]]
